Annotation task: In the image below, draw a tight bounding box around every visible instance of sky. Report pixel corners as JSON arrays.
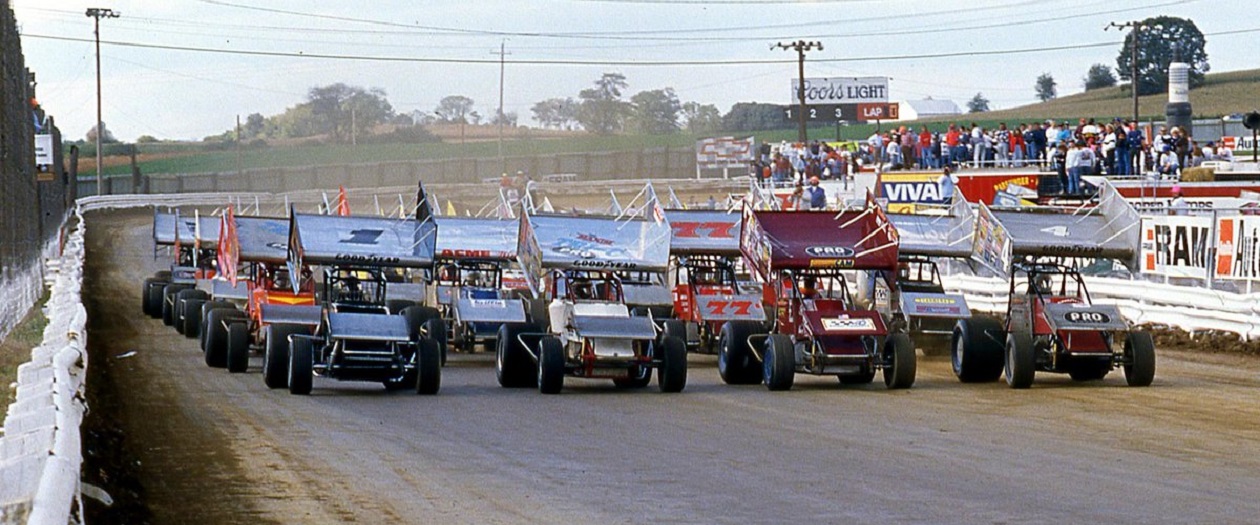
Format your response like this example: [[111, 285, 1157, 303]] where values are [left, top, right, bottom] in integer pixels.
[[13, 0, 1260, 142]]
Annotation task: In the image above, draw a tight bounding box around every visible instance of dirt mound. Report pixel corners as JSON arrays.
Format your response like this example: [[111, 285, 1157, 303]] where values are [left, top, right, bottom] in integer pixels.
[[1143, 325, 1260, 356]]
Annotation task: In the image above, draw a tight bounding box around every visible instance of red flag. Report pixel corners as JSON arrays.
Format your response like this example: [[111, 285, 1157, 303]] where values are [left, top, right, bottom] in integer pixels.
[[336, 186, 351, 216], [216, 206, 240, 286]]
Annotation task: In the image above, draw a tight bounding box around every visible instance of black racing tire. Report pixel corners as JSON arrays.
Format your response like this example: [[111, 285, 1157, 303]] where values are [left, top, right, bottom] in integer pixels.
[[144, 280, 168, 318], [883, 333, 917, 389], [182, 298, 206, 338], [763, 334, 795, 391], [718, 321, 762, 385], [161, 283, 191, 326], [496, 323, 538, 388], [415, 338, 442, 395], [951, 316, 1005, 383], [662, 319, 687, 347], [1123, 331, 1156, 387], [1068, 358, 1111, 381], [226, 322, 251, 373], [288, 337, 314, 395], [205, 309, 245, 368], [537, 336, 566, 395], [656, 335, 687, 393], [142, 278, 159, 316], [155, 270, 172, 281], [386, 299, 415, 315], [174, 289, 206, 335], [263, 324, 302, 389], [422, 317, 448, 367], [200, 301, 236, 352], [1005, 332, 1036, 389]]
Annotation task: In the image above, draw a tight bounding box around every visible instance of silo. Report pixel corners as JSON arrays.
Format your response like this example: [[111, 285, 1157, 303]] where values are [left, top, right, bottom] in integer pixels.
[[1166, 62, 1193, 136]]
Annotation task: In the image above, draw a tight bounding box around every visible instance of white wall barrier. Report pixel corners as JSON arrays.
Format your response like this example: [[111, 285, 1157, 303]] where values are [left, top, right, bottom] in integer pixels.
[[0, 209, 87, 524], [943, 274, 1260, 340]]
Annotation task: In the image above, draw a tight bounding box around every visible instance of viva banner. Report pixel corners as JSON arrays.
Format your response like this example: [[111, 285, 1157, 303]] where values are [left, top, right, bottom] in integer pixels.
[[1140, 216, 1212, 279], [1214, 216, 1260, 281]]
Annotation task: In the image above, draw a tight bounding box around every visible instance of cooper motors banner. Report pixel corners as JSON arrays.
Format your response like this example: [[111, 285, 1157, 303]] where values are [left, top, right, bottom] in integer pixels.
[[695, 136, 754, 169], [1214, 216, 1260, 280], [792, 77, 889, 104], [1140, 216, 1212, 279]]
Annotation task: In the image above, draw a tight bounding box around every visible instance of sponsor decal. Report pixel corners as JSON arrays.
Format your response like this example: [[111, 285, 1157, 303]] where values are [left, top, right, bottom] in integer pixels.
[[334, 253, 401, 265], [805, 246, 856, 257], [1064, 311, 1112, 324], [913, 297, 956, 304], [672, 221, 738, 239], [576, 232, 614, 246], [440, 248, 512, 259], [571, 259, 638, 270], [341, 229, 383, 245], [808, 258, 856, 268], [470, 299, 508, 308], [822, 316, 876, 331]]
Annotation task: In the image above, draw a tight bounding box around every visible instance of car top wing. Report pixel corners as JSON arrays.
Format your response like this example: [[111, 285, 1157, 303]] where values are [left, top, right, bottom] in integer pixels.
[[434, 217, 519, 261], [516, 212, 672, 296], [234, 215, 290, 264], [288, 212, 436, 270], [667, 209, 742, 256], [739, 191, 899, 282], [886, 191, 975, 259], [153, 209, 179, 246], [973, 181, 1140, 277]]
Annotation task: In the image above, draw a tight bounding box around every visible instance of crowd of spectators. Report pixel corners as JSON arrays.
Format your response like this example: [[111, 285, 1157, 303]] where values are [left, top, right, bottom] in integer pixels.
[[752, 118, 1238, 194]]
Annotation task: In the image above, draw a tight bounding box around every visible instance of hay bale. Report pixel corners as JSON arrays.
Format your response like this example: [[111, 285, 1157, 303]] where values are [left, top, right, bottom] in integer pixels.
[[1181, 166, 1215, 182]]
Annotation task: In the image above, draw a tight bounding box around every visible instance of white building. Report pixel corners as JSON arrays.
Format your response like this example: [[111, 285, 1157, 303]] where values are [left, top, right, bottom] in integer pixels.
[[894, 98, 962, 122]]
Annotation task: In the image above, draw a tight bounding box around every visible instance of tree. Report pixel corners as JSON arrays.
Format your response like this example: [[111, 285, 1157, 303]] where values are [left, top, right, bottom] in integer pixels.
[[722, 103, 791, 132], [1083, 64, 1117, 91], [306, 83, 394, 142], [1116, 16, 1208, 96], [577, 73, 632, 134], [967, 93, 990, 113], [1035, 73, 1057, 102], [531, 97, 579, 130], [490, 111, 518, 127], [435, 95, 475, 123], [85, 122, 117, 143], [681, 102, 723, 133], [243, 112, 266, 138], [136, 135, 159, 143], [628, 88, 681, 134]]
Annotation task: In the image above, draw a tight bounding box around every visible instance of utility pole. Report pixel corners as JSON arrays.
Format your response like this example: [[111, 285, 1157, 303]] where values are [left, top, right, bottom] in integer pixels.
[[86, 7, 120, 196], [235, 114, 241, 178], [1107, 21, 1143, 124], [492, 41, 511, 173], [773, 40, 823, 143]]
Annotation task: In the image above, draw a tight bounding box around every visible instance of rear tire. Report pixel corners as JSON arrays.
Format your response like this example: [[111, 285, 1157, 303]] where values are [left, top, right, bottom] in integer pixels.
[[288, 337, 313, 395], [226, 322, 251, 373], [142, 278, 159, 316], [883, 333, 917, 389], [263, 324, 300, 389], [1004, 332, 1036, 389], [1123, 331, 1156, 387], [718, 321, 762, 385], [144, 280, 167, 318], [763, 334, 795, 391], [422, 317, 448, 367], [182, 298, 206, 338], [161, 284, 190, 326], [415, 338, 441, 395], [952, 316, 1005, 383], [386, 299, 414, 314], [657, 336, 687, 393], [199, 301, 235, 352], [537, 336, 565, 394], [174, 289, 208, 335]]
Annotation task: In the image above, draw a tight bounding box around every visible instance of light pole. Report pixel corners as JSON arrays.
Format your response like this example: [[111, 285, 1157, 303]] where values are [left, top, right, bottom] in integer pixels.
[[773, 40, 823, 143], [86, 7, 119, 196]]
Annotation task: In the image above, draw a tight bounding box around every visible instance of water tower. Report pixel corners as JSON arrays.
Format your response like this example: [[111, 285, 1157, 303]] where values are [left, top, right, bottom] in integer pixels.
[[1165, 61, 1193, 136]]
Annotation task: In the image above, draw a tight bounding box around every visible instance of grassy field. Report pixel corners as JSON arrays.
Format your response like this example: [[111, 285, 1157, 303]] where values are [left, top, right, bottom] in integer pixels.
[[0, 294, 49, 409], [90, 68, 1260, 178]]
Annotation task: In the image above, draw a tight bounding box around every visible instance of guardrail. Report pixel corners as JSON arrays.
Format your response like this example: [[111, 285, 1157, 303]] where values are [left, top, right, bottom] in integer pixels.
[[0, 209, 87, 524], [943, 274, 1260, 340]]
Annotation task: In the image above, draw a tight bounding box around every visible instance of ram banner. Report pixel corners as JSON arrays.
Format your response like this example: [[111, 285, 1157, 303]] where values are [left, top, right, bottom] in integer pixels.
[[1214, 216, 1260, 281], [1140, 216, 1213, 279]]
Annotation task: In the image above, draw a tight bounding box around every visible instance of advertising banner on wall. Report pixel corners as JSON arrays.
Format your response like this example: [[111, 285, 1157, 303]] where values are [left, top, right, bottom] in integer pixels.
[[1140, 216, 1213, 279], [695, 136, 754, 169], [1214, 216, 1260, 280], [792, 77, 889, 104], [35, 134, 54, 167]]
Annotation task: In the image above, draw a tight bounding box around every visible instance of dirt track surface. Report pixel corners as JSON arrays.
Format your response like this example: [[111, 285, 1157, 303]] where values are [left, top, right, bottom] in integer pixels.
[[82, 207, 1260, 524]]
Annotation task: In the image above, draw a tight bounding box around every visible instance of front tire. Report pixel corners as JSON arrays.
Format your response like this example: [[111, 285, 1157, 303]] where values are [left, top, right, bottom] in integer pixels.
[[288, 337, 314, 395], [205, 309, 245, 368], [1005, 332, 1036, 389], [763, 334, 795, 391], [495, 323, 536, 388], [883, 333, 917, 389], [718, 321, 762, 385], [263, 324, 300, 389], [415, 338, 441, 395], [1123, 331, 1156, 387], [422, 317, 448, 367], [657, 336, 687, 393], [226, 322, 251, 373], [537, 336, 565, 394]]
